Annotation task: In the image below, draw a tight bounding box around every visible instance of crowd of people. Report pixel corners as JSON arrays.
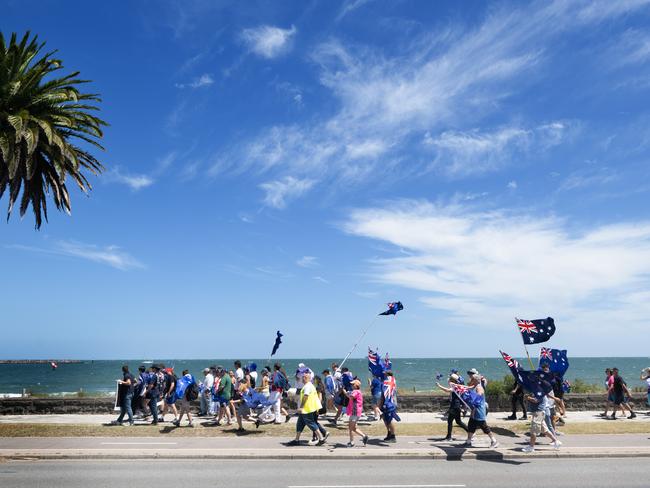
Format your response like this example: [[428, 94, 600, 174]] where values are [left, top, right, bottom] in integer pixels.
[[111, 361, 648, 451], [112, 360, 399, 447]]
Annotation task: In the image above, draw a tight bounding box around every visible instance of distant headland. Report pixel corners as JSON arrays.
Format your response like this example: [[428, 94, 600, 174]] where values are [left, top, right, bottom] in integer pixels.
[[0, 360, 82, 364]]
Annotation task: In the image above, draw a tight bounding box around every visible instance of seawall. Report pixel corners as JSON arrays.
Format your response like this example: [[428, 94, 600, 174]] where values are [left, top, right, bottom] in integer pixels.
[[0, 393, 623, 415]]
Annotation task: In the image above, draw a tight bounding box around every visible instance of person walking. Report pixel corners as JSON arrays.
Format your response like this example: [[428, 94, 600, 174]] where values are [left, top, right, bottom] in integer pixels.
[[436, 373, 468, 441], [522, 392, 562, 453], [112, 365, 135, 426], [173, 370, 195, 427], [507, 380, 527, 420], [344, 379, 368, 447], [215, 367, 233, 426], [462, 373, 498, 448], [257, 363, 289, 425], [161, 367, 178, 423], [147, 365, 165, 425], [380, 371, 399, 443], [287, 370, 328, 446], [199, 368, 214, 417], [610, 368, 636, 419], [368, 375, 383, 421]]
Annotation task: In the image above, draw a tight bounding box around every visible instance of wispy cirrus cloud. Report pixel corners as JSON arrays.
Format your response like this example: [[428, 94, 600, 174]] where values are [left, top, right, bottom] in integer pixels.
[[8, 241, 144, 271], [297, 256, 319, 268], [241, 25, 297, 59], [337, 0, 374, 21], [210, 1, 645, 206], [175, 73, 214, 89], [259, 176, 315, 208], [342, 200, 650, 332], [104, 167, 154, 191]]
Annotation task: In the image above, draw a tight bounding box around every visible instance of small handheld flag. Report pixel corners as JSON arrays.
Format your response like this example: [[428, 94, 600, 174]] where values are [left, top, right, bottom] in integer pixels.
[[516, 317, 555, 344], [270, 331, 283, 357], [379, 301, 403, 316]]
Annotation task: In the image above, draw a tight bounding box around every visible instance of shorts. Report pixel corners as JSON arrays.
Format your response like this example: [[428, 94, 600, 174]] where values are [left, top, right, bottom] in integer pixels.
[[165, 395, 176, 405], [613, 394, 625, 405], [530, 411, 545, 436], [607, 393, 615, 402], [349, 415, 359, 422], [177, 397, 190, 411], [214, 396, 230, 406], [237, 403, 249, 416], [467, 418, 491, 434], [371, 393, 381, 407]]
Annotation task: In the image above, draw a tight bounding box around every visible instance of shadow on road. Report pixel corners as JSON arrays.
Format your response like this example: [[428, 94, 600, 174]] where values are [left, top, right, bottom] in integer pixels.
[[435, 444, 528, 465]]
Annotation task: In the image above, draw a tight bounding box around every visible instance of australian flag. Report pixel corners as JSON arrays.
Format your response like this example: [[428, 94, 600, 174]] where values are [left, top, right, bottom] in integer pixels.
[[516, 317, 555, 344], [500, 350, 553, 399], [379, 301, 403, 316], [450, 383, 484, 409], [539, 348, 569, 377], [270, 331, 283, 356], [368, 348, 383, 377]]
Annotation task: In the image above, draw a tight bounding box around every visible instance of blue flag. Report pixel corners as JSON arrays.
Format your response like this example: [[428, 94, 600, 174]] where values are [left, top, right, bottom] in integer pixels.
[[379, 301, 403, 316], [368, 347, 393, 379], [516, 317, 555, 344], [539, 347, 569, 377], [500, 350, 553, 400], [270, 331, 283, 356]]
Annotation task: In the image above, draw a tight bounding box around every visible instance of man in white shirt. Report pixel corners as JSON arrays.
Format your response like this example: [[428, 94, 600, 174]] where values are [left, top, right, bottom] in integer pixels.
[[200, 368, 214, 416], [234, 360, 244, 387]]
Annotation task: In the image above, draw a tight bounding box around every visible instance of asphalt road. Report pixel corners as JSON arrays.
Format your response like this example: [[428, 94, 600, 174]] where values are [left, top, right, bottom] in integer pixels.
[[0, 458, 646, 488]]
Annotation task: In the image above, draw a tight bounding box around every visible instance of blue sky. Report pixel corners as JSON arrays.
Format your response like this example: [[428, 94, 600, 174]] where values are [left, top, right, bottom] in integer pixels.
[[2, 0, 650, 359]]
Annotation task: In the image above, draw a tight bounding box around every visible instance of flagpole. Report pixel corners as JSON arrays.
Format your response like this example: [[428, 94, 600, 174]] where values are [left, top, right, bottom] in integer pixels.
[[339, 316, 379, 369], [515, 317, 536, 369]]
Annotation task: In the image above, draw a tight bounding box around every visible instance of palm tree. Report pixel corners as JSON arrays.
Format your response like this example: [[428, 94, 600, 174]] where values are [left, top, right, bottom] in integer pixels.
[[0, 31, 107, 229]]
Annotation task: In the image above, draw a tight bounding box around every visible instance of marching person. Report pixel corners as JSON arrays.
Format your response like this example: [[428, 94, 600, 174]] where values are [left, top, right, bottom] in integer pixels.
[[610, 368, 636, 419], [287, 370, 328, 446], [112, 364, 135, 426], [436, 373, 468, 441], [522, 392, 562, 452], [462, 372, 498, 448], [173, 370, 195, 427], [380, 371, 399, 443], [507, 380, 527, 420], [344, 379, 368, 447]]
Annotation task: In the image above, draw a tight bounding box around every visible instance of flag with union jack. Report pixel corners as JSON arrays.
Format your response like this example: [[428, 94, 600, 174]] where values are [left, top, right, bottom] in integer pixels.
[[449, 382, 484, 409], [379, 301, 404, 316], [500, 350, 553, 399], [516, 317, 556, 344], [538, 348, 569, 377]]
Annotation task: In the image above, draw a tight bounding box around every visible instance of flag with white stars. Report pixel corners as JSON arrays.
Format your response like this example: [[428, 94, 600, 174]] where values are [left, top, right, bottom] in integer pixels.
[[539, 348, 569, 377], [500, 350, 553, 398], [516, 317, 556, 344]]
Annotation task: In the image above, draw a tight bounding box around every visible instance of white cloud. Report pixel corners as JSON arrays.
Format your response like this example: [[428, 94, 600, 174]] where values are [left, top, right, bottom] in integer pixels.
[[342, 200, 650, 331], [337, 0, 374, 21], [559, 167, 618, 191], [259, 176, 315, 208], [297, 256, 319, 268], [175, 73, 214, 89], [8, 241, 144, 271], [211, 1, 640, 202], [241, 25, 296, 59], [105, 167, 154, 191], [507, 180, 518, 189], [312, 276, 330, 284]]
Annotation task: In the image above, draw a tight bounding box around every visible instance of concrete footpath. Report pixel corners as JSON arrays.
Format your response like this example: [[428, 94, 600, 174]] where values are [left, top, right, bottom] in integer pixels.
[[1, 433, 650, 460]]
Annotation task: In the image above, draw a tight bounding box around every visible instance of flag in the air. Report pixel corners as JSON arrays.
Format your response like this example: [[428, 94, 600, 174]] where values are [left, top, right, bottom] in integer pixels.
[[539, 348, 569, 377], [270, 331, 283, 356], [368, 347, 383, 377], [516, 317, 555, 344], [449, 382, 483, 409], [379, 301, 404, 316], [500, 350, 553, 399]]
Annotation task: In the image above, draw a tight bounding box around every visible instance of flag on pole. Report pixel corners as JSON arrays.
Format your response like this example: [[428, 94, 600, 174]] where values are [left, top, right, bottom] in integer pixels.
[[516, 317, 555, 344], [500, 350, 553, 399], [449, 383, 483, 409], [539, 348, 569, 377], [379, 301, 403, 316], [270, 331, 283, 356]]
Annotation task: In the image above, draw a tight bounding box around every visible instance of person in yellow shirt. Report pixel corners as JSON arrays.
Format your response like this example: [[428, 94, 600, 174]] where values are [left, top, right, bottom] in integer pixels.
[[287, 370, 329, 446]]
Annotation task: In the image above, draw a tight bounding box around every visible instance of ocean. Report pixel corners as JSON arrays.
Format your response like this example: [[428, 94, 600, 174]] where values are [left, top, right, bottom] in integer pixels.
[[1, 357, 649, 396]]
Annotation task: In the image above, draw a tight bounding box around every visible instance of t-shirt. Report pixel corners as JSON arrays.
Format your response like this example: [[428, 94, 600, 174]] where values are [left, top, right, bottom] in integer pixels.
[[250, 371, 258, 388], [300, 381, 322, 414], [607, 375, 614, 390], [235, 368, 244, 384], [218, 374, 232, 400], [613, 376, 626, 396], [526, 396, 544, 413], [118, 372, 135, 395], [204, 373, 214, 393], [471, 396, 487, 421], [346, 389, 363, 417]]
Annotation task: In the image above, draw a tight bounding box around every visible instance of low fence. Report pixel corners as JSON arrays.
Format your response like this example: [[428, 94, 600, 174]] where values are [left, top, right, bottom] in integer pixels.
[[0, 393, 621, 415]]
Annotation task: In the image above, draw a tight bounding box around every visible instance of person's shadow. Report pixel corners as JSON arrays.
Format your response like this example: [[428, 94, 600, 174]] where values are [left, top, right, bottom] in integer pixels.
[[434, 444, 528, 465]]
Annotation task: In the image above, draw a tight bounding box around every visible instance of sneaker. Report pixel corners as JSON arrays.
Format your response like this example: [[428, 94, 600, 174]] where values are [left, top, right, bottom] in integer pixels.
[[346, 442, 354, 447], [557, 418, 565, 426], [629, 413, 637, 419], [385, 435, 396, 443], [317, 437, 327, 446], [255, 420, 261, 429], [308, 439, 319, 446], [362, 435, 369, 446], [109, 420, 122, 426], [150, 421, 158, 425], [553, 440, 562, 449], [462, 440, 473, 447], [172, 420, 180, 427], [322, 431, 330, 442], [286, 440, 300, 446], [443, 436, 453, 441], [522, 445, 535, 453], [285, 415, 291, 423], [490, 440, 499, 448], [609, 415, 616, 420], [506, 414, 517, 420], [187, 422, 194, 428]]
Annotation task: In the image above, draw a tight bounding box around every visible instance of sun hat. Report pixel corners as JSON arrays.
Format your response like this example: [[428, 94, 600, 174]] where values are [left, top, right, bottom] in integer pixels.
[[467, 368, 479, 375]]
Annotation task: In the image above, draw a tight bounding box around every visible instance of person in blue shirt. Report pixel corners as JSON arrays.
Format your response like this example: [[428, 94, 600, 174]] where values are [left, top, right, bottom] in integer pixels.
[[368, 375, 383, 421], [462, 373, 499, 448]]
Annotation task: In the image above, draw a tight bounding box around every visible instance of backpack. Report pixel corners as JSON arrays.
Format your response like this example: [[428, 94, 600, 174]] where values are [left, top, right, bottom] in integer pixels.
[[186, 382, 199, 401]]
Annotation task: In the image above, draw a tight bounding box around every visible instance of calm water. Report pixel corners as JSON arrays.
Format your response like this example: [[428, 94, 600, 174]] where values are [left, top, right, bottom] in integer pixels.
[[1, 357, 649, 395]]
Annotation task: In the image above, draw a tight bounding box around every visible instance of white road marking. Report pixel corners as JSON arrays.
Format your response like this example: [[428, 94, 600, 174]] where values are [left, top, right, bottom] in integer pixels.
[[289, 485, 466, 488], [99, 442, 178, 445]]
